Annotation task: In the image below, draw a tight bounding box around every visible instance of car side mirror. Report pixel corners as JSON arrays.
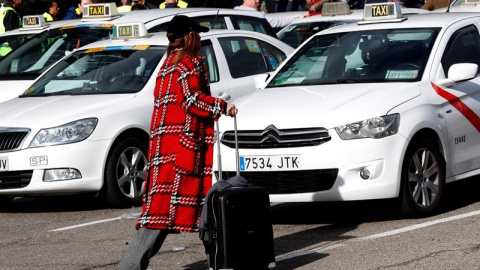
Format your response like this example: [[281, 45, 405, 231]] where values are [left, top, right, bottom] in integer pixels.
[[438, 63, 478, 87], [254, 73, 271, 89]]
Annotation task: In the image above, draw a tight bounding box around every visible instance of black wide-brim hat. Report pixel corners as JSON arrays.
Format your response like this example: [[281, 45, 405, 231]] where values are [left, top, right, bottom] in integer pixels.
[[167, 15, 209, 42]]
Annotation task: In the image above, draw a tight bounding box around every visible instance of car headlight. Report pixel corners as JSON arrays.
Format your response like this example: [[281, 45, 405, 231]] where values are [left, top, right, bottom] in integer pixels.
[[29, 118, 98, 148], [335, 114, 399, 140]]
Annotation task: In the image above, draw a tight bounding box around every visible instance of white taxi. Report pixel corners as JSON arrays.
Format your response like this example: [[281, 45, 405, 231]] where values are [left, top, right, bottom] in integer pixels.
[[0, 3, 280, 104], [217, 3, 480, 216], [0, 16, 72, 59], [277, 2, 430, 48], [0, 22, 292, 207]]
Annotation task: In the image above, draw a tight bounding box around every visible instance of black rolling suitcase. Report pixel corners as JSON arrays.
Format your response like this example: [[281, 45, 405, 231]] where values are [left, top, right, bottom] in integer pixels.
[[200, 116, 276, 270]]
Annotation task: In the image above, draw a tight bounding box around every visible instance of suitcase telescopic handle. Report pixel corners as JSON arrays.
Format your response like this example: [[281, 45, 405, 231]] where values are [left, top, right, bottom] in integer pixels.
[[216, 115, 240, 180]]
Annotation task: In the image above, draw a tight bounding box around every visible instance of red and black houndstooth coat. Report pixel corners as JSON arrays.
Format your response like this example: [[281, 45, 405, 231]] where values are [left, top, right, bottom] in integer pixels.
[[136, 49, 226, 232]]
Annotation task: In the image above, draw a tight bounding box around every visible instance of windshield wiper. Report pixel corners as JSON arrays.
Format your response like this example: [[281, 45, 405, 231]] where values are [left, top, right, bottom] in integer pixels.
[[19, 90, 71, 98]]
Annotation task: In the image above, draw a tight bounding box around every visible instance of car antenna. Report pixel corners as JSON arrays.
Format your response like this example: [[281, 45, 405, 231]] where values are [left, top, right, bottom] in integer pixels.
[[446, 0, 452, 12], [210, 10, 219, 30]]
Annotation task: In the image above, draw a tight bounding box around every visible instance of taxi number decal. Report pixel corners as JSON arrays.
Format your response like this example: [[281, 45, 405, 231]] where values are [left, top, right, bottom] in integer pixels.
[[25, 17, 39, 26], [432, 82, 480, 133], [89, 6, 105, 16], [454, 135, 466, 145], [371, 5, 391, 17]]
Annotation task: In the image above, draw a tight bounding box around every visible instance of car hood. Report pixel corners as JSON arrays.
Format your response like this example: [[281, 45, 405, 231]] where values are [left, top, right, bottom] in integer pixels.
[[0, 94, 136, 129], [227, 83, 421, 130], [0, 80, 35, 104]]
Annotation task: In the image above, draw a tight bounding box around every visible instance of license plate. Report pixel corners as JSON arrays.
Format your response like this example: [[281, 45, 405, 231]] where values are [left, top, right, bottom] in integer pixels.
[[239, 155, 301, 171], [0, 157, 8, 171]]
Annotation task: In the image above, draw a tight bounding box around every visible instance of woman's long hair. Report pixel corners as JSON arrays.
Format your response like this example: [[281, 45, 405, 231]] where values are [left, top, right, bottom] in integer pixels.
[[166, 31, 201, 65]]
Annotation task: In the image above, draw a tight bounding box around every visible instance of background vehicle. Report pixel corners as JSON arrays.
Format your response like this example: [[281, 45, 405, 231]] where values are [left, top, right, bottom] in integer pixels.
[[0, 4, 278, 104], [277, 3, 430, 48], [0, 24, 292, 207]]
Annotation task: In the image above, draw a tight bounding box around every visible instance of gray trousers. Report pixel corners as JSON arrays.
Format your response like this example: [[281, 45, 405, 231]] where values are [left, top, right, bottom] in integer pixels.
[[117, 228, 169, 270]]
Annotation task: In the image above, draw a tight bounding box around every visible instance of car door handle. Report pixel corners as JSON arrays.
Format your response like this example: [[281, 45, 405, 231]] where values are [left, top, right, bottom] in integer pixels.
[[446, 109, 452, 114], [217, 92, 231, 101]]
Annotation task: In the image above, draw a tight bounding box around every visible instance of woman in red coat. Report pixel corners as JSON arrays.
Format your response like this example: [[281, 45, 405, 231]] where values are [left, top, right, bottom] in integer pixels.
[[118, 15, 238, 270]]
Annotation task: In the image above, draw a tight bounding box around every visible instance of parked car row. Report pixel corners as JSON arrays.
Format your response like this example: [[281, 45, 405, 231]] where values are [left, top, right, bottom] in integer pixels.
[[3, 2, 480, 218], [0, 3, 294, 207]]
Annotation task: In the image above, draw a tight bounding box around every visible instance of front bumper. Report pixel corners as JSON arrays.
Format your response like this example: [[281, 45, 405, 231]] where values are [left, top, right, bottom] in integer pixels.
[[216, 131, 408, 202], [0, 139, 110, 196]]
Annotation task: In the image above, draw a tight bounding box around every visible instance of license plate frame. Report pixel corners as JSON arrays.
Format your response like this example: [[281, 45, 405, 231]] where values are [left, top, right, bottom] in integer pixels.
[[239, 155, 301, 171]]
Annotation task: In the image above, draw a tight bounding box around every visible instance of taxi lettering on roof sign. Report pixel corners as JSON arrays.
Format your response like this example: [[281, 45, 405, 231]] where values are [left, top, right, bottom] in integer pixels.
[[20, 15, 47, 30], [112, 22, 149, 40], [82, 3, 119, 21], [321, 2, 351, 16], [360, 1, 406, 24]]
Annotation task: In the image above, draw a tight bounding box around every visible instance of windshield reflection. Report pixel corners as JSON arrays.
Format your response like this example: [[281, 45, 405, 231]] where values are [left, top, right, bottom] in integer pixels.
[[0, 26, 112, 79], [269, 28, 439, 87], [22, 46, 165, 97]]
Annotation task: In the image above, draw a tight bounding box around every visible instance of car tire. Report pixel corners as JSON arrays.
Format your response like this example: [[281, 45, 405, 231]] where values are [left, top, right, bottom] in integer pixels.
[[400, 138, 445, 217], [104, 137, 147, 208]]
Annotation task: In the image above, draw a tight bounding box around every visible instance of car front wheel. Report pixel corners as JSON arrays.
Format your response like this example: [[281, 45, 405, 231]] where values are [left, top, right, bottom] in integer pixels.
[[400, 138, 445, 217], [104, 137, 147, 208]]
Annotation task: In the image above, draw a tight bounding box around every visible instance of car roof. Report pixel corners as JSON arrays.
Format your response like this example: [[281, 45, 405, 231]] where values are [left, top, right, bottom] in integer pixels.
[[432, 3, 480, 12], [283, 7, 429, 25], [0, 20, 73, 37], [312, 12, 480, 34], [0, 7, 267, 37], [77, 29, 285, 50]]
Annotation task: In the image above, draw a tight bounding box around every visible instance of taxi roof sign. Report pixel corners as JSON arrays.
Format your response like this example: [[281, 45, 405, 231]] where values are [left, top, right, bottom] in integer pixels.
[[112, 22, 149, 40], [359, 2, 406, 25], [322, 2, 352, 16], [21, 15, 48, 31], [82, 3, 119, 21]]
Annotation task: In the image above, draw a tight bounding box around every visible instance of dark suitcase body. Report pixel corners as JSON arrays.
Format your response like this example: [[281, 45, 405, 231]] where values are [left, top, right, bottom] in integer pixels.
[[207, 185, 275, 270]]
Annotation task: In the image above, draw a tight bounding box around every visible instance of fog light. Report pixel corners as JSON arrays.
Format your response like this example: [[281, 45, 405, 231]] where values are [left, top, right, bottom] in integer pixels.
[[44, 168, 82, 181], [360, 168, 371, 180]]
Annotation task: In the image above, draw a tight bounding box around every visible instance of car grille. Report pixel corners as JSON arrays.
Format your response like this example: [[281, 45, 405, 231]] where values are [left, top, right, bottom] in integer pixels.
[[221, 125, 331, 148], [215, 169, 338, 194], [0, 128, 30, 152], [0, 170, 33, 189]]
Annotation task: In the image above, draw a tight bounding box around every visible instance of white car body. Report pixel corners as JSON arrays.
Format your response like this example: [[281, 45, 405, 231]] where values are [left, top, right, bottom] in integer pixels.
[[217, 11, 480, 216], [0, 29, 292, 206], [0, 7, 277, 104]]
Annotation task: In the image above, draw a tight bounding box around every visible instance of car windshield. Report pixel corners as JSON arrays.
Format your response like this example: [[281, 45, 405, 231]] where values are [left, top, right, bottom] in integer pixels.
[[268, 28, 440, 87], [0, 25, 112, 79], [0, 33, 34, 59], [21, 45, 165, 97], [278, 21, 351, 48]]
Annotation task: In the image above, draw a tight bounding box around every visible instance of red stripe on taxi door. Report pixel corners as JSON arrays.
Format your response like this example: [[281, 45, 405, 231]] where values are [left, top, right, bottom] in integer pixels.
[[432, 82, 480, 132]]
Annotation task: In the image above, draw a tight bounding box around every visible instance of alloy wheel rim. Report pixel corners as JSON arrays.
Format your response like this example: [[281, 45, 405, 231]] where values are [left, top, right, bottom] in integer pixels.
[[407, 147, 440, 208], [116, 146, 147, 199]]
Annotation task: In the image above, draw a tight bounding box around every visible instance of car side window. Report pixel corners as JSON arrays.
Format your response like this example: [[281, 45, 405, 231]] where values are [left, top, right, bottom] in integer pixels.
[[199, 40, 219, 83], [193, 16, 227, 30], [229, 16, 271, 36], [219, 37, 269, 79], [258, 40, 287, 71], [441, 25, 480, 75]]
